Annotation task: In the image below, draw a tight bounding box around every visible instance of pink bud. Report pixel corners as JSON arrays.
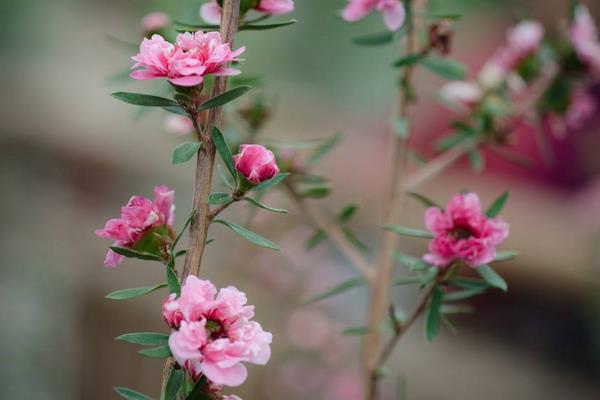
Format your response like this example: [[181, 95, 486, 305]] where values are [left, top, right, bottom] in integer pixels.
[[162, 293, 184, 329], [233, 144, 279, 185], [140, 12, 170, 34]]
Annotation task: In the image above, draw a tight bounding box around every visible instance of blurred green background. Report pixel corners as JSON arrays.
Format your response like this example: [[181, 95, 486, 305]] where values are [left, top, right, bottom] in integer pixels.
[[2, 0, 600, 399]]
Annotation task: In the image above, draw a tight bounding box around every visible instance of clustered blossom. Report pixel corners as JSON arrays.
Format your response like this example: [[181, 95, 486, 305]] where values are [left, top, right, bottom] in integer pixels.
[[233, 144, 279, 184], [130, 32, 245, 87], [164, 276, 272, 387], [423, 193, 509, 268], [342, 0, 406, 31], [570, 5, 600, 78], [200, 0, 295, 25], [95, 185, 175, 267]]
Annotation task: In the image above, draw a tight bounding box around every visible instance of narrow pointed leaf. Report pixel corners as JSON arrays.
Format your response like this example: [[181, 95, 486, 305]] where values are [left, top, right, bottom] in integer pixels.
[[393, 276, 422, 286], [172, 142, 202, 164], [213, 219, 279, 251], [468, 148, 484, 172], [172, 210, 195, 250], [486, 191, 510, 217], [299, 186, 331, 199], [199, 86, 252, 111], [383, 225, 433, 238], [443, 287, 488, 301], [163, 368, 183, 400], [407, 192, 441, 208], [393, 53, 426, 68], [114, 387, 153, 400], [425, 285, 444, 341], [106, 284, 166, 300], [209, 192, 233, 205], [166, 267, 181, 296], [494, 250, 519, 262], [139, 344, 172, 359], [241, 197, 288, 213], [476, 264, 507, 291], [448, 277, 489, 289], [419, 57, 467, 80], [307, 132, 342, 164], [353, 31, 395, 46], [306, 229, 327, 249], [111, 92, 179, 108], [239, 19, 298, 31], [252, 172, 290, 191], [342, 326, 375, 336], [116, 332, 169, 346], [110, 246, 163, 262], [211, 127, 237, 180], [337, 203, 359, 223], [419, 267, 439, 286], [342, 227, 369, 253], [304, 277, 364, 304]]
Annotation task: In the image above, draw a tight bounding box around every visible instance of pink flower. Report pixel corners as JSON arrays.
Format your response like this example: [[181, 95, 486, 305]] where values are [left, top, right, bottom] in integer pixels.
[[570, 5, 600, 78], [423, 193, 509, 268], [222, 396, 242, 400], [95, 185, 175, 267], [342, 0, 406, 32], [130, 32, 245, 87], [140, 12, 170, 33], [200, 0, 294, 25], [165, 115, 195, 135], [165, 276, 272, 387], [439, 81, 483, 109], [565, 88, 596, 130], [233, 144, 279, 184]]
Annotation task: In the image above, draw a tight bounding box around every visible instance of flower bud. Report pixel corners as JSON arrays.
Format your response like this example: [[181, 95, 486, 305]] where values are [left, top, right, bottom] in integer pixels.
[[140, 12, 170, 36], [428, 20, 453, 55], [162, 293, 184, 329], [233, 144, 279, 184]]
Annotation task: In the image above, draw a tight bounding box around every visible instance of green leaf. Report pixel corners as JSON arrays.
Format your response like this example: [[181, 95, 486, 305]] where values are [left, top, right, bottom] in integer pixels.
[[307, 132, 342, 164], [426, 12, 463, 20], [139, 344, 172, 359], [114, 387, 153, 400], [448, 277, 489, 289], [441, 303, 475, 314], [209, 192, 233, 205], [425, 285, 444, 341], [299, 187, 331, 198], [239, 19, 298, 31], [476, 264, 507, 291], [419, 57, 467, 80], [211, 127, 237, 181], [383, 225, 433, 239], [252, 172, 290, 191], [213, 219, 279, 251], [241, 197, 288, 213], [393, 53, 426, 68], [352, 31, 395, 46], [163, 105, 188, 116], [199, 86, 252, 111], [468, 148, 485, 172], [342, 227, 369, 253], [163, 368, 183, 400], [304, 277, 364, 304], [106, 284, 166, 300], [186, 377, 212, 400], [172, 210, 195, 250], [111, 92, 180, 108], [419, 267, 439, 287], [338, 203, 359, 223], [494, 250, 519, 262], [172, 142, 202, 165], [486, 191, 510, 217], [110, 246, 163, 262], [166, 267, 181, 296], [117, 332, 169, 346], [443, 287, 488, 301], [306, 230, 327, 249], [393, 276, 422, 286], [407, 192, 441, 209], [342, 326, 375, 336]]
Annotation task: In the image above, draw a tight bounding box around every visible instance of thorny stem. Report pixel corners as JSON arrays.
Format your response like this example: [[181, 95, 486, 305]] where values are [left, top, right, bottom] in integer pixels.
[[160, 0, 241, 393]]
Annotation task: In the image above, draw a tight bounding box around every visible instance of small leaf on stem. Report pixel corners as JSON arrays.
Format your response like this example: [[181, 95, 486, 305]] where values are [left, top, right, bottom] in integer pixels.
[[383, 225, 434, 239], [213, 219, 280, 251], [166, 267, 181, 296], [111, 92, 180, 108], [116, 332, 169, 346], [476, 264, 508, 291], [172, 142, 202, 165], [199, 86, 252, 111], [138, 344, 172, 359], [425, 285, 444, 341], [304, 277, 364, 304], [252, 172, 290, 191], [163, 368, 184, 400], [110, 246, 163, 262], [106, 284, 167, 300], [211, 127, 237, 181], [486, 191, 510, 217], [114, 387, 153, 400]]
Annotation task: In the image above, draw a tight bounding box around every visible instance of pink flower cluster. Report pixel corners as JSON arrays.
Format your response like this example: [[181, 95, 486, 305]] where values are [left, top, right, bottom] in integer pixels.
[[164, 276, 272, 387], [423, 193, 509, 268], [95, 186, 175, 267], [570, 5, 600, 78], [200, 0, 295, 25], [342, 0, 406, 31], [233, 144, 279, 184], [130, 32, 245, 87]]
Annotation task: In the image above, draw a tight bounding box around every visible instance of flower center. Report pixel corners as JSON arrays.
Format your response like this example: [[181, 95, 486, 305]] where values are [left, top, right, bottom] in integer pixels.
[[205, 319, 227, 340], [451, 225, 475, 240]]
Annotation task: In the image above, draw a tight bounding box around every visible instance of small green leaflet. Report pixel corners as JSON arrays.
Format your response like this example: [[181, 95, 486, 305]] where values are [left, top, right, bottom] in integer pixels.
[[252, 172, 290, 191], [393, 276, 422, 286], [308, 132, 342, 164], [337, 203, 359, 223], [111, 92, 180, 108], [239, 19, 298, 31], [419, 57, 467, 80], [116, 332, 169, 346], [172, 210, 195, 251], [419, 267, 439, 287], [391, 251, 429, 271], [166, 267, 181, 296], [448, 277, 489, 289], [241, 197, 288, 213], [139, 344, 172, 359], [476, 264, 508, 292], [213, 219, 279, 251], [407, 192, 441, 209], [425, 285, 444, 341], [211, 127, 237, 181], [494, 250, 518, 262], [468, 148, 484, 172], [209, 192, 233, 205], [300, 186, 331, 199], [186, 377, 212, 400], [306, 229, 327, 249], [110, 246, 163, 262], [443, 287, 488, 301], [106, 284, 167, 300], [393, 53, 426, 68], [342, 326, 375, 336], [114, 387, 153, 400], [304, 276, 364, 304], [352, 31, 395, 46], [163, 368, 183, 400], [199, 86, 252, 111], [383, 225, 433, 239], [486, 191, 510, 217], [172, 142, 202, 164]]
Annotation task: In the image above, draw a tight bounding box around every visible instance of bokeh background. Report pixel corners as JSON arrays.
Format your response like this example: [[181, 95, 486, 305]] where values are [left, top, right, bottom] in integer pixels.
[[2, 0, 600, 399]]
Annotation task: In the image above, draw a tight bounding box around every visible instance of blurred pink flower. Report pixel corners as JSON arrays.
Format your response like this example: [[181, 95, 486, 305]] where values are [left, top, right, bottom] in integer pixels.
[[439, 81, 483, 109], [423, 193, 509, 268], [233, 144, 280, 184], [140, 12, 170, 33], [130, 32, 245, 87], [342, 0, 406, 31], [200, 0, 294, 24], [570, 5, 600, 78], [165, 276, 272, 387], [165, 114, 195, 135], [544, 88, 597, 138], [95, 185, 175, 267]]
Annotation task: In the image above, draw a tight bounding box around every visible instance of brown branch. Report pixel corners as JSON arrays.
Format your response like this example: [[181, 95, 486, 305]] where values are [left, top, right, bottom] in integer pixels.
[[285, 183, 375, 281]]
